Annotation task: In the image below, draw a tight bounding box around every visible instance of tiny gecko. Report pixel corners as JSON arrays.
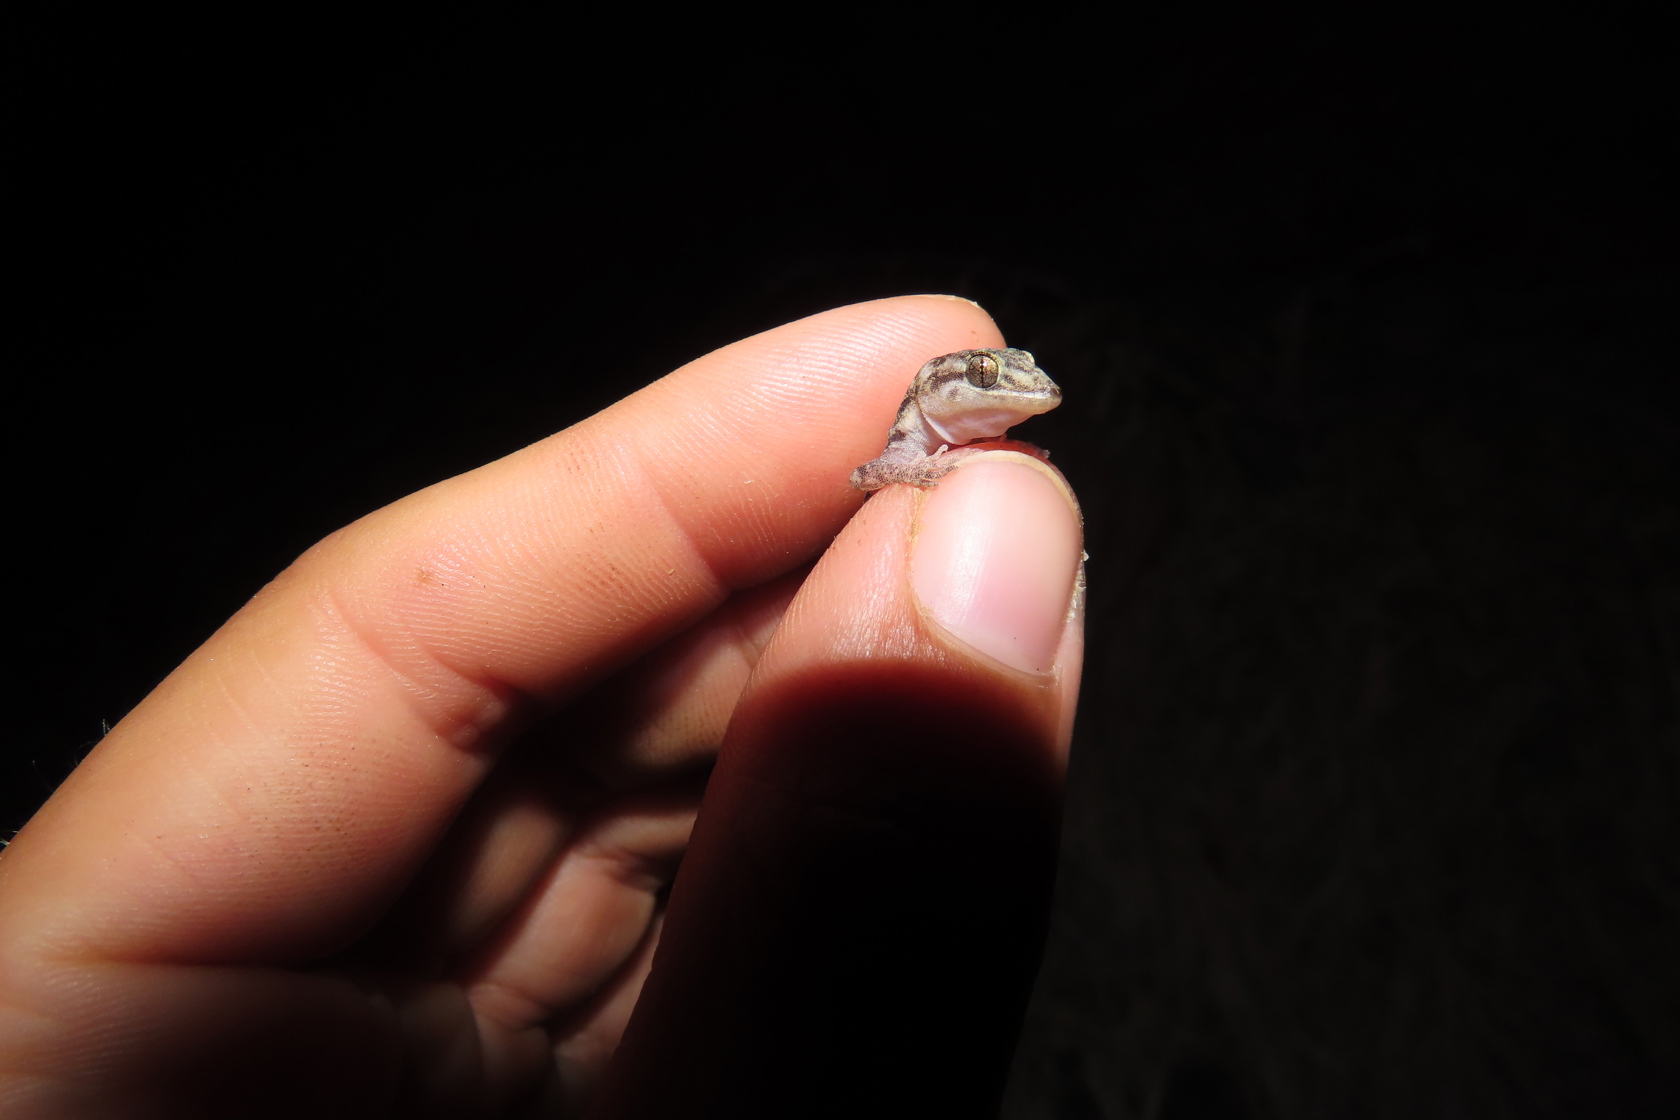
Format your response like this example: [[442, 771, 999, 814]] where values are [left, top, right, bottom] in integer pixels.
[[849, 348, 1062, 491]]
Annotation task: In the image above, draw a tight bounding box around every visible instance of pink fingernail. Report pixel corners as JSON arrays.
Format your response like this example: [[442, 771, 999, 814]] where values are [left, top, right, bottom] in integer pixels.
[[910, 454, 1083, 674]]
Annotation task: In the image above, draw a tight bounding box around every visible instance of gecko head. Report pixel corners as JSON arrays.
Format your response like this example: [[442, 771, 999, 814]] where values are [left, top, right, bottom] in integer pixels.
[[915, 348, 1062, 444]]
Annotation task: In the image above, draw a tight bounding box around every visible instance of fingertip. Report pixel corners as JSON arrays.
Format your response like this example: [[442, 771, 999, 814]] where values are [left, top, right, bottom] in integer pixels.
[[909, 452, 1083, 675], [874, 293, 1004, 351]]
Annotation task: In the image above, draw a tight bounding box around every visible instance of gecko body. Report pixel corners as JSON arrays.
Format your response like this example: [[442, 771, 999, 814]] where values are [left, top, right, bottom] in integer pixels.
[[849, 348, 1061, 491]]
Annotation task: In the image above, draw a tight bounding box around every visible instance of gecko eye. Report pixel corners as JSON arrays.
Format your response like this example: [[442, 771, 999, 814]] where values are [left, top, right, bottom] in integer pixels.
[[964, 353, 1000, 389]]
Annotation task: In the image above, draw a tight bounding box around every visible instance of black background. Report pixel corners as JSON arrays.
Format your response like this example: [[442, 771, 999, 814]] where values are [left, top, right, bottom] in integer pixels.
[[10, 12, 1677, 1118]]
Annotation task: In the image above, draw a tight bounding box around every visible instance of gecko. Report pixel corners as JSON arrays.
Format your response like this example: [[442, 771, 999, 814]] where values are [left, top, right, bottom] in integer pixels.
[[849, 348, 1062, 491]]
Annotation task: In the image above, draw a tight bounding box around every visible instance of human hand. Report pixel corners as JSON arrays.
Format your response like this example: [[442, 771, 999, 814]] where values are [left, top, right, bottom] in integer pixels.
[[0, 297, 1084, 1118]]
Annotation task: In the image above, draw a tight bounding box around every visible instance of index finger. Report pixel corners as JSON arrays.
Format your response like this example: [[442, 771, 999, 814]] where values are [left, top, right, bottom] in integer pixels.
[[0, 296, 1006, 966]]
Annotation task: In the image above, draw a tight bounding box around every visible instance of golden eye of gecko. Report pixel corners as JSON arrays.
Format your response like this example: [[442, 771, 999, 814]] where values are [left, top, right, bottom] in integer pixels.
[[965, 353, 1000, 389]]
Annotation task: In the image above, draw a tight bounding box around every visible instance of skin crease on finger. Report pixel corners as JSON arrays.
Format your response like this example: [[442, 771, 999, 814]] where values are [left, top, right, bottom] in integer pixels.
[[366, 571, 805, 971], [348, 576, 805, 1114], [0, 297, 1025, 1117]]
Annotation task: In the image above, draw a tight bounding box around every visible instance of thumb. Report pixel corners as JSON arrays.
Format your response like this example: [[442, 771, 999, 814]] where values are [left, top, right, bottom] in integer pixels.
[[593, 451, 1085, 1119]]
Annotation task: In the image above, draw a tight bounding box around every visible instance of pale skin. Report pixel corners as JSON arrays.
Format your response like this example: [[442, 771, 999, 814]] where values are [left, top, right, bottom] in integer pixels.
[[0, 297, 1085, 1118]]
